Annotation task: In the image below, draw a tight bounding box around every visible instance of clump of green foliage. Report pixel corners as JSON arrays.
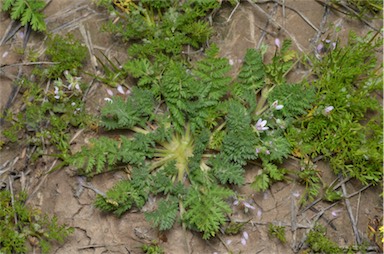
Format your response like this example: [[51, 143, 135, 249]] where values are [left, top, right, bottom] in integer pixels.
[[0, 190, 73, 253], [1, 71, 91, 160], [93, 0, 225, 89], [142, 240, 164, 254], [268, 223, 287, 244], [287, 31, 383, 186], [1, 0, 46, 31], [331, 0, 383, 19], [99, 0, 218, 58], [40, 34, 88, 79], [69, 40, 314, 239], [305, 224, 343, 253], [1, 34, 91, 161]]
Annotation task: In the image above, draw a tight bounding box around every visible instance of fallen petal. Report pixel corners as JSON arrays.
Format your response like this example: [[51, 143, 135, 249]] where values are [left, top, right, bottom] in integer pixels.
[[106, 89, 114, 97], [2, 51, 8, 58], [117, 85, 125, 94], [243, 202, 256, 210], [275, 38, 281, 48]]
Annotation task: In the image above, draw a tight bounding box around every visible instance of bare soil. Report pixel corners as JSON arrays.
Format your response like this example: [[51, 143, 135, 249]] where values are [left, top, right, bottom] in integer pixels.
[[0, 1, 382, 253]]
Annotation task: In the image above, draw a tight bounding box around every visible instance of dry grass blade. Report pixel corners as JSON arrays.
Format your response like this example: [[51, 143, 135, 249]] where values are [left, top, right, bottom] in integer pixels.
[[247, 0, 305, 51], [341, 178, 362, 245]]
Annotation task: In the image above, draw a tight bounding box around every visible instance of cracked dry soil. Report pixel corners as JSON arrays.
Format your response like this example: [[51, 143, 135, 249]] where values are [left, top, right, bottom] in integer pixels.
[[0, 0, 382, 253]]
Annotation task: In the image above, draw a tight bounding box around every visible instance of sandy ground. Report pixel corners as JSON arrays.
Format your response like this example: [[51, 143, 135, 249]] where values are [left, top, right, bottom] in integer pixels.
[[0, 1, 382, 253]]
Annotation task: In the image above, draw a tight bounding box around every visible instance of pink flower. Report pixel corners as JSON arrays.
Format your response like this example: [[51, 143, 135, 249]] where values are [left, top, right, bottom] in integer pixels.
[[256, 119, 269, 131], [275, 38, 281, 48]]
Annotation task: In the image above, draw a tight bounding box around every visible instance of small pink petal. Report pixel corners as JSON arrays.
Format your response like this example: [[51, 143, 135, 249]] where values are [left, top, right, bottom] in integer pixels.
[[106, 89, 114, 97], [317, 43, 324, 53], [233, 200, 239, 206], [241, 237, 247, 246], [243, 231, 249, 240], [243, 202, 256, 210], [257, 209, 262, 219], [331, 209, 342, 217], [274, 38, 281, 48], [2, 51, 8, 58]]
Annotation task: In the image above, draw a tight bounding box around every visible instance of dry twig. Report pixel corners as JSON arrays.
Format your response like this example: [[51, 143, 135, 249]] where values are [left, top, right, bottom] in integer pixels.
[[341, 177, 362, 245], [247, 0, 305, 52]]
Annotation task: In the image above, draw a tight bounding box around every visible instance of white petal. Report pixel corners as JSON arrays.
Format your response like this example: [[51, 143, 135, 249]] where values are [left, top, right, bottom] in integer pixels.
[[275, 105, 284, 110], [292, 191, 300, 198], [54, 95, 60, 99], [2, 51, 9, 58], [324, 106, 334, 114], [117, 85, 125, 94], [241, 237, 247, 246], [260, 120, 267, 127], [257, 209, 262, 219], [104, 98, 113, 102], [243, 231, 249, 240]]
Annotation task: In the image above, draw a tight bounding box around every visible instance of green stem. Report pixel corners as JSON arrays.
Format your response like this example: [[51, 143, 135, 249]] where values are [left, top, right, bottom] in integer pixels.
[[255, 85, 273, 115]]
